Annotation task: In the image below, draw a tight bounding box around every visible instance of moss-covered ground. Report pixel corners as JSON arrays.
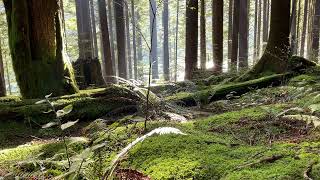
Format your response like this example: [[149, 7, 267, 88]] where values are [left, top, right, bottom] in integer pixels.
[[1, 71, 320, 179]]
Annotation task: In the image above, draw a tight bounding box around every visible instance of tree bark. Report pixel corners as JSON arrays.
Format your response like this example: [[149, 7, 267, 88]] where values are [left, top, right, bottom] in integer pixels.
[[107, 0, 116, 74], [114, 0, 127, 79], [125, 5, 133, 79], [174, 1, 180, 82], [239, 0, 249, 69], [185, 0, 198, 80], [311, 0, 320, 61], [228, 0, 233, 68], [0, 38, 5, 97], [150, 0, 159, 79], [290, 0, 298, 55], [231, 0, 240, 72], [253, 0, 258, 60], [3, 0, 78, 98], [213, 0, 224, 73], [131, 0, 138, 80], [163, 0, 170, 81], [257, 0, 262, 58], [263, 0, 269, 50], [300, 0, 309, 57], [98, 0, 115, 83], [90, 0, 99, 58], [200, 0, 206, 70], [137, 12, 143, 80]]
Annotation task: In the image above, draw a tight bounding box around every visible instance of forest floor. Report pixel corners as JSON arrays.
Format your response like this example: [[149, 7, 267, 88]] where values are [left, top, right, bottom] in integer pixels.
[[1, 68, 320, 179]]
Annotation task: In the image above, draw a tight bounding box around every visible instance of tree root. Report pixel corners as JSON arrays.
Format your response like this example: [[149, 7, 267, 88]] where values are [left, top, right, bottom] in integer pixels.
[[236, 155, 284, 170]]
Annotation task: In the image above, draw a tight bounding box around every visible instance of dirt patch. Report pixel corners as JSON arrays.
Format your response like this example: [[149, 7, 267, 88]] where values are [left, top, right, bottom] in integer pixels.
[[116, 169, 151, 180], [210, 117, 314, 145]]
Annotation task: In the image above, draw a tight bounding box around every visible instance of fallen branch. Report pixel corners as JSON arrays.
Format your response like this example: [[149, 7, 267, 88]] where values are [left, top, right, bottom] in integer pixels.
[[236, 155, 284, 170], [304, 161, 317, 180]]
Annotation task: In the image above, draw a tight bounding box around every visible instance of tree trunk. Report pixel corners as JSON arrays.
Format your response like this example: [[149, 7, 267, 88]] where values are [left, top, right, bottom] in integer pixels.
[[254, 0, 258, 61], [174, 1, 180, 82], [3, 0, 78, 98], [163, 0, 170, 81], [125, 5, 133, 79], [137, 12, 143, 80], [131, 0, 138, 80], [0, 38, 5, 97], [263, 0, 269, 50], [114, 0, 127, 79], [231, 0, 240, 72], [90, 0, 99, 58], [150, 0, 159, 79], [74, 0, 104, 89], [257, 0, 262, 58], [228, 0, 233, 68], [239, 0, 291, 81], [185, 0, 198, 80], [200, 0, 206, 70], [213, 0, 224, 73], [98, 0, 114, 83], [239, 0, 249, 70], [107, 0, 116, 74], [300, 0, 309, 57], [311, 0, 320, 61], [290, 0, 298, 55]]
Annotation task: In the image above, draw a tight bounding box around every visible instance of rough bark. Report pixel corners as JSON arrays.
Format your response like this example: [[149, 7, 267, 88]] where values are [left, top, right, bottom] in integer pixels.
[[0, 38, 5, 97], [137, 12, 143, 80], [174, 1, 180, 82], [257, 0, 262, 57], [114, 0, 127, 79], [98, 0, 115, 83], [311, 0, 320, 61], [254, 0, 258, 60], [290, 0, 298, 55], [131, 0, 138, 80], [228, 0, 233, 67], [200, 0, 206, 70], [185, 0, 198, 80], [300, 0, 309, 57], [213, 0, 224, 73], [150, 0, 159, 79], [163, 0, 170, 81], [107, 0, 116, 74], [239, 0, 249, 70], [231, 0, 240, 72], [263, 0, 269, 50], [3, 0, 78, 99], [90, 0, 99, 58], [125, 5, 133, 79]]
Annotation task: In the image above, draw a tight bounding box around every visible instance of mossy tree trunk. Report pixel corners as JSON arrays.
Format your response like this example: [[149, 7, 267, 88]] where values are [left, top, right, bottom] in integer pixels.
[[239, 0, 291, 81], [212, 0, 223, 73], [3, 0, 78, 99]]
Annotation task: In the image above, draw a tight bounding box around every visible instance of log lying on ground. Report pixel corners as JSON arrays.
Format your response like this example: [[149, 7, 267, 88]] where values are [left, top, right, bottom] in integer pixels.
[[0, 85, 150, 124]]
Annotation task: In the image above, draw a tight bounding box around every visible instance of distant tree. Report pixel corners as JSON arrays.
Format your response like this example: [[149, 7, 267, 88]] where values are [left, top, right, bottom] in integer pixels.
[[136, 12, 144, 79], [185, 0, 198, 80], [98, 0, 114, 83], [114, 0, 127, 79], [228, 0, 233, 65], [213, 0, 224, 73], [311, 0, 320, 61], [150, 0, 159, 79], [239, 0, 249, 69], [257, 0, 262, 58], [231, 0, 240, 72], [131, 0, 138, 80], [200, 0, 206, 70], [0, 39, 5, 97], [253, 0, 258, 60], [163, 0, 170, 81], [3, 0, 78, 98], [107, 0, 116, 73], [300, 0, 308, 57], [174, 1, 180, 82], [90, 0, 99, 58], [290, 0, 298, 55], [263, 0, 269, 49], [125, 5, 133, 79]]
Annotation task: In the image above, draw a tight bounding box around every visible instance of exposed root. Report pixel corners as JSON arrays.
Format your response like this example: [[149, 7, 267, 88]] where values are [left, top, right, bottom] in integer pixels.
[[236, 155, 284, 170]]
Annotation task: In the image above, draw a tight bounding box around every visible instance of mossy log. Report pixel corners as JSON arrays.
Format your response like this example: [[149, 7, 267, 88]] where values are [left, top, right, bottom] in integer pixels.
[[0, 86, 145, 125], [170, 74, 292, 106]]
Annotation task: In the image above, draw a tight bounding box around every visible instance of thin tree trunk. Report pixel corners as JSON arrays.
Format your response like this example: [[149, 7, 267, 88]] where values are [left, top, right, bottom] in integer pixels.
[[311, 0, 320, 61], [174, 1, 179, 82], [163, 0, 170, 81], [185, 0, 198, 80], [231, 0, 240, 72], [5, 57, 11, 95], [300, 0, 309, 57], [131, 0, 138, 80], [200, 0, 206, 70], [239, 0, 249, 69], [0, 38, 5, 97], [257, 0, 262, 57], [213, 0, 224, 73], [107, 0, 116, 74], [263, 0, 268, 50], [290, 0, 298, 55], [3, 0, 78, 98], [125, 5, 133, 79], [228, 0, 233, 68], [254, 0, 258, 61], [150, 0, 159, 79], [137, 12, 143, 80], [114, 0, 127, 79], [297, 0, 302, 54], [90, 0, 99, 58], [98, 0, 114, 83]]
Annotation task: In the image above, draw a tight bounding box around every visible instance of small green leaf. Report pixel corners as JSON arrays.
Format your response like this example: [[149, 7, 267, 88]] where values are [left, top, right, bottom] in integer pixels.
[[61, 120, 79, 130], [42, 121, 58, 129]]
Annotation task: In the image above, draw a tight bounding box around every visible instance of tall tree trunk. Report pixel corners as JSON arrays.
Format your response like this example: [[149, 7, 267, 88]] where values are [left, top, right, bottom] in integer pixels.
[[107, 0, 116, 74], [3, 0, 78, 98], [90, 0, 99, 58], [0, 38, 5, 97], [254, 0, 258, 61], [163, 0, 170, 81], [290, 0, 298, 55], [5, 58, 11, 95], [257, 0, 262, 58], [174, 1, 179, 82], [300, 0, 309, 57], [239, 0, 249, 69], [240, 0, 291, 80], [98, 0, 114, 83], [263, 0, 268, 50], [311, 0, 320, 61], [185, 0, 198, 80], [74, 0, 104, 89], [131, 0, 138, 80], [137, 12, 143, 80], [150, 0, 159, 79], [297, 0, 302, 54], [228, 0, 233, 69], [213, 0, 224, 73], [125, 5, 133, 79], [200, 0, 206, 70], [231, 0, 240, 72], [114, 0, 127, 79]]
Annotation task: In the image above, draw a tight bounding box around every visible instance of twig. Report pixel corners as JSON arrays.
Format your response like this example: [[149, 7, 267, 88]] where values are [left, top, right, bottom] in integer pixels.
[[236, 155, 284, 170]]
